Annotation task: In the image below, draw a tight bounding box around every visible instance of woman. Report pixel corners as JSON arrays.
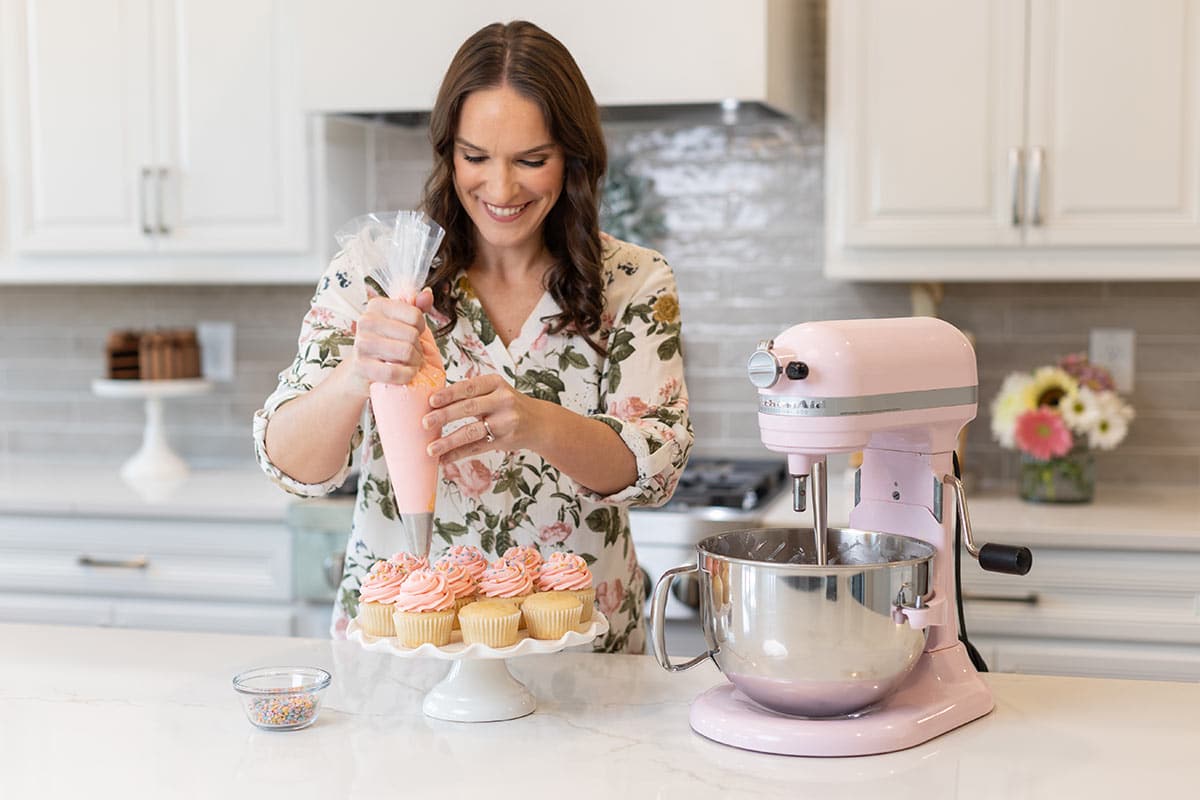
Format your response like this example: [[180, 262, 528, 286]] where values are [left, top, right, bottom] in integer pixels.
[[253, 21, 692, 653]]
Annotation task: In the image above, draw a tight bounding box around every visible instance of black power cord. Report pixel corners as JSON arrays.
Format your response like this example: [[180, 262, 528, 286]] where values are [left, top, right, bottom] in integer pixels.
[[953, 451, 989, 673]]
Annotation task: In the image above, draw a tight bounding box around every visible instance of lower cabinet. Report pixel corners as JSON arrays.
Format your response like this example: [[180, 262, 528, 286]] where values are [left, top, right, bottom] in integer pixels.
[[961, 542, 1200, 682], [0, 514, 317, 637]]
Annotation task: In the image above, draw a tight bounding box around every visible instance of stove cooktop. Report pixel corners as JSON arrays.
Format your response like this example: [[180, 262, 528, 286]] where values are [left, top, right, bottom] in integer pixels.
[[658, 458, 789, 512]]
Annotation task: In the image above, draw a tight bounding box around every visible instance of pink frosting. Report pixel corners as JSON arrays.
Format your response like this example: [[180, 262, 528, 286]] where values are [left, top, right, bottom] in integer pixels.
[[478, 560, 534, 599], [502, 545, 543, 572], [358, 560, 411, 605], [389, 552, 429, 572], [433, 560, 477, 599], [441, 545, 488, 582], [536, 552, 593, 592], [394, 569, 455, 612]]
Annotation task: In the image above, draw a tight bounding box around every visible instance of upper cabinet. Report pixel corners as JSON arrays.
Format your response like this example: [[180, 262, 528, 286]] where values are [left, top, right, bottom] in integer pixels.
[[2, 0, 311, 257], [826, 0, 1200, 280], [295, 0, 814, 119]]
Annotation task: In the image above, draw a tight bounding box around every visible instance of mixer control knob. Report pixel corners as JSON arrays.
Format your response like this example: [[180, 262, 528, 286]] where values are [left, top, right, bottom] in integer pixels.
[[747, 342, 782, 388], [785, 361, 809, 380]]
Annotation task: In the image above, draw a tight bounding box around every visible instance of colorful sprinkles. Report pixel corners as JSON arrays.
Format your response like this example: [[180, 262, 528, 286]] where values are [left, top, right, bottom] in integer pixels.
[[246, 690, 319, 729]]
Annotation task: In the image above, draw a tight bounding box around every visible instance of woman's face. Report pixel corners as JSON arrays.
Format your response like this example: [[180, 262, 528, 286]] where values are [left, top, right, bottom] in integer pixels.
[[452, 84, 564, 257]]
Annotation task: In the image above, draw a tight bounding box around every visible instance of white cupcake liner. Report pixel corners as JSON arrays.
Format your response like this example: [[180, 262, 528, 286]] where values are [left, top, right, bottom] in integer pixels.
[[392, 608, 455, 647], [459, 608, 521, 647], [525, 602, 583, 640], [356, 601, 397, 637]]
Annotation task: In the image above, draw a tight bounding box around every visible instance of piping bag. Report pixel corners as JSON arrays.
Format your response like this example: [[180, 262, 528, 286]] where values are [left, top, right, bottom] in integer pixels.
[[337, 211, 446, 559]]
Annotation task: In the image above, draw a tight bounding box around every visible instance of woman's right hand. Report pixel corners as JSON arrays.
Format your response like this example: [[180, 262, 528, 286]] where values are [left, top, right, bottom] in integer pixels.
[[343, 287, 435, 397]]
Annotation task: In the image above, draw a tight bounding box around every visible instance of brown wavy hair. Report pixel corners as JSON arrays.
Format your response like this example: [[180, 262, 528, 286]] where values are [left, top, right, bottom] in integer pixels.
[[421, 21, 607, 351]]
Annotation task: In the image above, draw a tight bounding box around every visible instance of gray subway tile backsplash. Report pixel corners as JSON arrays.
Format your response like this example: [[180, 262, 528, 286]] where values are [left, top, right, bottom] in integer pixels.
[[2, 112, 1198, 488]]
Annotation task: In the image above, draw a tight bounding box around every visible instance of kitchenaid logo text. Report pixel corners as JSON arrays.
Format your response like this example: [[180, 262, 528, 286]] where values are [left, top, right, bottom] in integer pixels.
[[760, 397, 825, 412]]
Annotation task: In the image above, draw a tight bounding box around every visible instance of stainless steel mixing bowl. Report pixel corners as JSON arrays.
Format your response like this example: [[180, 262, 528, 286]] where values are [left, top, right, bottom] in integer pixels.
[[650, 527, 936, 718]]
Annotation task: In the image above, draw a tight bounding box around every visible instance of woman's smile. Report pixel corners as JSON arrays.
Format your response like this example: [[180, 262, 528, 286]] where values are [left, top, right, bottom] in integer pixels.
[[481, 200, 533, 222]]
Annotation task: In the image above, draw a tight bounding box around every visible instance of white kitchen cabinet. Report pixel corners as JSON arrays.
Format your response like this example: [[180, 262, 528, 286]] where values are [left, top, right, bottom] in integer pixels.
[[826, 0, 1200, 279], [961, 542, 1200, 682], [295, 0, 813, 118], [0, 513, 312, 636], [1, 0, 310, 257]]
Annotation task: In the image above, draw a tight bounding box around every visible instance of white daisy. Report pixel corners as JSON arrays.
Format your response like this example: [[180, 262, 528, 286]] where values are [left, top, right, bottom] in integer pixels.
[[1059, 386, 1101, 435], [1088, 403, 1130, 450], [990, 372, 1035, 448]]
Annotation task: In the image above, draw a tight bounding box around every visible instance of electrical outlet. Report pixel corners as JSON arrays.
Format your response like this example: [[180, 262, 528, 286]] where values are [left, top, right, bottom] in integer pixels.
[[1089, 328, 1135, 393], [197, 321, 236, 382]]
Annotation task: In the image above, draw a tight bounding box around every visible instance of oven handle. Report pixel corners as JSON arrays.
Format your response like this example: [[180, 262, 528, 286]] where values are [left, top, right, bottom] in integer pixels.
[[650, 563, 712, 673]]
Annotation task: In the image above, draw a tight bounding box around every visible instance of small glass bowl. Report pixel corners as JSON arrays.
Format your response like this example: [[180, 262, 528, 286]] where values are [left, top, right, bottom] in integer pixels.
[[232, 666, 331, 731]]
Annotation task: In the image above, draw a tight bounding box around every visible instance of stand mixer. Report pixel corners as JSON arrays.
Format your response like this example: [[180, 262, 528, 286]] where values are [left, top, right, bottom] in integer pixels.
[[650, 317, 1032, 756]]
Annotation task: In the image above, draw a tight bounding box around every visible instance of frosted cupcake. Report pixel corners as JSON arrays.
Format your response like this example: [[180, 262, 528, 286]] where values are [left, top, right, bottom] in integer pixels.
[[389, 552, 430, 573], [391, 569, 456, 647], [502, 545, 543, 574], [433, 559, 478, 629], [356, 560, 410, 636], [458, 599, 521, 648], [536, 552, 596, 622], [438, 544, 488, 583], [521, 591, 583, 640], [477, 560, 535, 627]]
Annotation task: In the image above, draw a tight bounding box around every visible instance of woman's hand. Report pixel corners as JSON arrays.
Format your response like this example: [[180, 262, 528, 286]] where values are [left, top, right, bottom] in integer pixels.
[[343, 287, 435, 398], [422, 374, 546, 463]]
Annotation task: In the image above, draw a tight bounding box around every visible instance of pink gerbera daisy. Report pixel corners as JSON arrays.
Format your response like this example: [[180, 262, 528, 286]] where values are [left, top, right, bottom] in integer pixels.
[[1014, 408, 1074, 461]]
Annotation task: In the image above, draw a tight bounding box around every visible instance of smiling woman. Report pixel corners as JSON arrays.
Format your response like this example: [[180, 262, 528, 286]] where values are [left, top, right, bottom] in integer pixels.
[[253, 20, 693, 654]]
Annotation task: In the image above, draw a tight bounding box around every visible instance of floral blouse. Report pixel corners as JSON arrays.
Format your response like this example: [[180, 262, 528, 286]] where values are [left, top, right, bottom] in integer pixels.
[[253, 233, 693, 653]]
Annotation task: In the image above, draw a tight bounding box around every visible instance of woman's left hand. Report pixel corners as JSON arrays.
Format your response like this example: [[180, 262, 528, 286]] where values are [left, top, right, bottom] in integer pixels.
[[422, 375, 545, 463]]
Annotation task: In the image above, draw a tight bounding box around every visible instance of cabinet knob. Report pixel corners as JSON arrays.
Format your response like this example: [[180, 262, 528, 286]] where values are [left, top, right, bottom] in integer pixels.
[[78, 555, 149, 570]]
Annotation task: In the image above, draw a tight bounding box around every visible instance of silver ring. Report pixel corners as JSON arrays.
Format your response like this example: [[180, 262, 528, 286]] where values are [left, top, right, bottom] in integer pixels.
[[481, 418, 495, 443]]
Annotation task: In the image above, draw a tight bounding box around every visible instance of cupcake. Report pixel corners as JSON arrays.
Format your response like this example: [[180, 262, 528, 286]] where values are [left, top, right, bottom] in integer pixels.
[[536, 552, 596, 622], [477, 559, 535, 627], [458, 599, 521, 647], [355, 560, 410, 636], [389, 552, 430, 573], [502, 545, 543, 573], [391, 569, 456, 647], [433, 559, 478, 629], [438, 544, 488, 583], [521, 591, 583, 640]]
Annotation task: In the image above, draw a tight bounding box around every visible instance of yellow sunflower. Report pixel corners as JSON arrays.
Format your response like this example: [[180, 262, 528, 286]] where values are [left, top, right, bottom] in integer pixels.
[[1026, 366, 1079, 409], [652, 294, 680, 324]]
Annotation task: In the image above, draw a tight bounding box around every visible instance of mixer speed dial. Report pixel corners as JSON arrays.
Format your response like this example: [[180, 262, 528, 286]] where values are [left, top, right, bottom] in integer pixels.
[[747, 340, 782, 388]]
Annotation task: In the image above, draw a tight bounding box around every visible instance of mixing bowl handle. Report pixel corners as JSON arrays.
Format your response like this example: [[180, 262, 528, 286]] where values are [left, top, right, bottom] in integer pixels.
[[650, 564, 712, 673]]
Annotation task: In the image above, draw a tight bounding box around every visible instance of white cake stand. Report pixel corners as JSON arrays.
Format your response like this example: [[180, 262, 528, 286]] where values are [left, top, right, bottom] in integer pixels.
[[347, 612, 609, 722], [91, 378, 212, 483]]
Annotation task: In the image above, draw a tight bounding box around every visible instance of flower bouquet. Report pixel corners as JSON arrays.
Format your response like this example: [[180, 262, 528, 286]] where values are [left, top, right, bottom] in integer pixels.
[[990, 354, 1135, 503]]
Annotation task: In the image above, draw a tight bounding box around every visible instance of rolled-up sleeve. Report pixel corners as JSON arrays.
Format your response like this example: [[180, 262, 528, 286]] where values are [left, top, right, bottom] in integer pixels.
[[586, 254, 693, 507], [252, 252, 367, 497]]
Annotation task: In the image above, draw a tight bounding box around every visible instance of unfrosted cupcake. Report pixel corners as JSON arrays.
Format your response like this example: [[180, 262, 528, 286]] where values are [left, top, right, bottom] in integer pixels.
[[433, 559, 478, 629], [502, 545, 543, 574], [391, 569, 456, 647], [536, 552, 596, 622], [356, 560, 410, 636], [438, 544, 488, 584], [477, 560, 534, 627], [458, 599, 521, 647], [521, 591, 583, 640]]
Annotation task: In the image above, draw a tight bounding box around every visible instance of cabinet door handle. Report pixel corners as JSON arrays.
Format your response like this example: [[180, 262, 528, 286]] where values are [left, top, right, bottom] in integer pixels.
[[78, 555, 149, 570], [140, 167, 153, 235], [963, 592, 1039, 605], [1028, 146, 1045, 226], [157, 167, 171, 235], [1008, 146, 1024, 226]]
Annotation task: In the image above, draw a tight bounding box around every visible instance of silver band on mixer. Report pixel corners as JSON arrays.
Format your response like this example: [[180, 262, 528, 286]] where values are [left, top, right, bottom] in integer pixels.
[[758, 385, 978, 417], [481, 418, 496, 443]]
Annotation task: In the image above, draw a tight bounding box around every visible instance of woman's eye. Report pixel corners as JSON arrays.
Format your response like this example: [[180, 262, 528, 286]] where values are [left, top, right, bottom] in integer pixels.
[[519, 159, 547, 168], [462, 154, 487, 164]]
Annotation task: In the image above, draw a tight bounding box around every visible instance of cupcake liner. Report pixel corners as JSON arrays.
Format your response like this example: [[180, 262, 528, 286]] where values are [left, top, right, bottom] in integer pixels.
[[356, 601, 397, 637], [573, 588, 596, 623], [482, 592, 531, 628], [524, 602, 583, 640], [392, 608, 455, 647], [459, 608, 521, 647], [451, 595, 475, 630]]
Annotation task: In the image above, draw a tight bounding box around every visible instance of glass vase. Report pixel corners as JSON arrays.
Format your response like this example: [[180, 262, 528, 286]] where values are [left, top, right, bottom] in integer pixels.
[[1018, 446, 1095, 503]]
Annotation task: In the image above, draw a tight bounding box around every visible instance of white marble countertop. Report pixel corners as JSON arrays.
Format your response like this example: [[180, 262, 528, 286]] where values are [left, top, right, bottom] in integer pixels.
[[0, 622, 1196, 799]]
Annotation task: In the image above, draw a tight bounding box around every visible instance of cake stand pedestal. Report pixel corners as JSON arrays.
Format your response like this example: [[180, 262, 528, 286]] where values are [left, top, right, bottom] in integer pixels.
[[348, 612, 609, 722], [91, 378, 212, 483]]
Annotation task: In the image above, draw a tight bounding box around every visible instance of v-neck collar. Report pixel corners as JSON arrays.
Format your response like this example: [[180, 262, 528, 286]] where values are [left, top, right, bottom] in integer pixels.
[[455, 273, 560, 378]]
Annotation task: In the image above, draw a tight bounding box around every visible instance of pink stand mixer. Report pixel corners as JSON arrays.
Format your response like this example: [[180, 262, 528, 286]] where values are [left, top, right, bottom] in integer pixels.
[[650, 317, 1032, 756]]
